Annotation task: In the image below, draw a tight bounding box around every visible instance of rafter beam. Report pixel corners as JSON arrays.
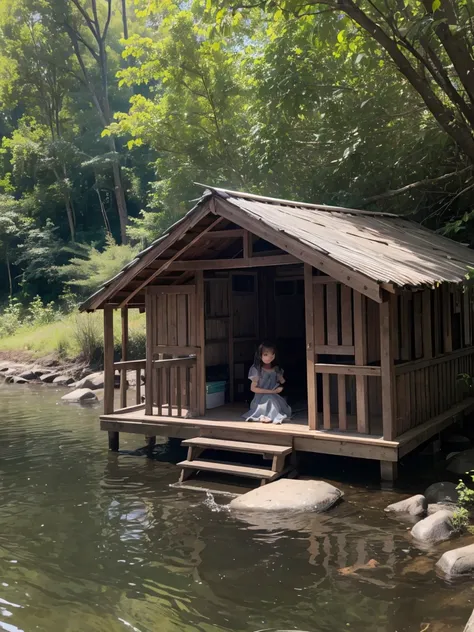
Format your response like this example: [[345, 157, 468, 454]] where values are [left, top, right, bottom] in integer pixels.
[[166, 254, 298, 271], [118, 216, 224, 308]]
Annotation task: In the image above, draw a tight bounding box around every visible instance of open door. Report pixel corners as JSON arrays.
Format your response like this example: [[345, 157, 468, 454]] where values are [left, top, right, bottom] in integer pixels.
[[145, 281, 204, 417]]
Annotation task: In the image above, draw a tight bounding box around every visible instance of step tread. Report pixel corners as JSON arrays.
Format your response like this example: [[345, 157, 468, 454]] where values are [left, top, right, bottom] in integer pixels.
[[177, 459, 276, 479], [182, 437, 292, 456]]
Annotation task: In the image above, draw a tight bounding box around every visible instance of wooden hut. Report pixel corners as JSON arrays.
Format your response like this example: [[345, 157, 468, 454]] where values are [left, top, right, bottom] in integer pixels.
[[81, 186, 474, 483]]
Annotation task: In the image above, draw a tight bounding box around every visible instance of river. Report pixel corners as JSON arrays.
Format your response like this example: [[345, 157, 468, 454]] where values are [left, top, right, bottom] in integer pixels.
[[0, 383, 473, 632]]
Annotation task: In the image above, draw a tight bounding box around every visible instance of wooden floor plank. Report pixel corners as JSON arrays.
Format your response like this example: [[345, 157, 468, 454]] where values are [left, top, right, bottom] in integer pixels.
[[182, 437, 292, 456], [177, 459, 275, 479]]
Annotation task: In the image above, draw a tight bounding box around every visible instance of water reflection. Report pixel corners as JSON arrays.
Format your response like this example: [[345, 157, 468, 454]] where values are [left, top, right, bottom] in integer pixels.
[[0, 384, 472, 631]]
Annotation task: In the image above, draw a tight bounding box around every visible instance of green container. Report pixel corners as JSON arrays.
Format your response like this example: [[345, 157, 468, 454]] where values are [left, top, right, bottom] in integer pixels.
[[206, 381, 226, 395]]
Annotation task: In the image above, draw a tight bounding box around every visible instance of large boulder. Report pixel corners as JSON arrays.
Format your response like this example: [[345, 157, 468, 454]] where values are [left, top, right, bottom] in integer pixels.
[[411, 509, 455, 544], [53, 375, 74, 386], [17, 370, 37, 381], [437, 544, 474, 578], [385, 494, 427, 517], [229, 479, 343, 513], [9, 376, 28, 384], [61, 388, 98, 403], [73, 373, 104, 390], [425, 482, 459, 504], [40, 372, 61, 383], [428, 502, 457, 516], [465, 610, 474, 631], [447, 450, 474, 475]]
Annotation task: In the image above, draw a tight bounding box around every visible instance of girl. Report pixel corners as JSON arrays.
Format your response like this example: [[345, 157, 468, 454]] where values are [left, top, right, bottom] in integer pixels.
[[243, 342, 292, 424]]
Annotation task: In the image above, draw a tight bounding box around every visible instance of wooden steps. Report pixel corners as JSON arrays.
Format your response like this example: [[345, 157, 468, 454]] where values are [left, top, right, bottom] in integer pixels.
[[178, 436, 295, 486]]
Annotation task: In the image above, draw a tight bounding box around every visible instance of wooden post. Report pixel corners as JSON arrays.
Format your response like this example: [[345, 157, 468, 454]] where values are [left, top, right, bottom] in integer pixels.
[[380, 461, 398, 484], [304, 264, 317, 430], [103, 305, 118, 451], [228, 273, 234, 403], [354, 291, 369, 433], [442, 284, 453, 353], [120, 307, 128, 409], [380, 293, 396, 441], [243, 230, 253, 259], [196, 270, 206, 415], [422, 290, 433, 359], [145, 291, 154, 415]]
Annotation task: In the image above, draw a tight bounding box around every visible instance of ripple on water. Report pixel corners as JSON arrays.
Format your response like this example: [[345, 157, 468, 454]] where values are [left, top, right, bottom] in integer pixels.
[[0, 384, 472, 632]]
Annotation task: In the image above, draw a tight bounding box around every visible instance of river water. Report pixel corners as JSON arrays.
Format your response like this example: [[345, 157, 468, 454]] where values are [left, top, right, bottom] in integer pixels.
[[0, 383, 473, 632]]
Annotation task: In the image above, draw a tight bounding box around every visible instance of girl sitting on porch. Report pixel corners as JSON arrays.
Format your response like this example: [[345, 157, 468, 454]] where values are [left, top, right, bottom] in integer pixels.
[[244, 342, 292, 424]]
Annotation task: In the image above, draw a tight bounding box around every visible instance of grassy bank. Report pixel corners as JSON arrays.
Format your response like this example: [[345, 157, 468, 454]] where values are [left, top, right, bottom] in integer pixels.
[[0, 310, 146, 364]]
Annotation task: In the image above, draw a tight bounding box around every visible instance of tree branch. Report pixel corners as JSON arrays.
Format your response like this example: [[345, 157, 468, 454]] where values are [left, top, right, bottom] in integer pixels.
[[364, 166, 472, 204]]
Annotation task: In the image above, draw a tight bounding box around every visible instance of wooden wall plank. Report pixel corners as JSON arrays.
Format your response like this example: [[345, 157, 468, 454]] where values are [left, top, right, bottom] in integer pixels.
[[304, 264, 317, 430], [338, 374, 347, 431], [464, 288, 472, 347], [323, 374, 331, 429], [104, 306, 115, 415], [354, 291, 368, 433], [442, 284, 453, 353], [413, 292, 423, 359], [392, 295, 400, 361], [313, 284, 325, 346], [120, 307, 129, 409], [228, 274, 235, 402], [400, 293, 412, 361], [326, 283, 338, 346], [145, 294, 154, 416], [340, 285, 353, 346], [422, 290, 433, 359]]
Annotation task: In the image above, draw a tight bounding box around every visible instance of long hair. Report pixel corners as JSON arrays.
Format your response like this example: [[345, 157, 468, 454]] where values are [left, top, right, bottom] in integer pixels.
[[253, 341, 278, 372]]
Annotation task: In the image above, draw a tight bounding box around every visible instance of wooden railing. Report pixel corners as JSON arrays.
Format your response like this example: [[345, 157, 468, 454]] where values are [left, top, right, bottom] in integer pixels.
[[315, 363, 381, 432], [146, 356, 197, 418], [114, 356, 198, 417], [114, 359, 146, 410], [394, 347, 474, 435]]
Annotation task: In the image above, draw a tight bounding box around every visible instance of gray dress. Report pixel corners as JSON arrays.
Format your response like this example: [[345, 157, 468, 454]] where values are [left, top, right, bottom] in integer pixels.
[[243, 366, 292, 424]]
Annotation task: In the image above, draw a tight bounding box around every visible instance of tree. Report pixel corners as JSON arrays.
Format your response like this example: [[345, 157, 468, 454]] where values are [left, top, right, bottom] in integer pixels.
[[52, 0, 130, 243], [0, 194, 22, 295]]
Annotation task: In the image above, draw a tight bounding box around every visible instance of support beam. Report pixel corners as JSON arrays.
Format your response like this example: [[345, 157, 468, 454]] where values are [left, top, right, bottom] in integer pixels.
[[120, 307, 128, 409], [380, 293, 396, 441], [120, 216, 223, 308], [145, 292, 154, 416], [104, 306, 118, 450], [380, 460, 398, 484], [304, 264, 317, 430], [196, 271, 206, 415], [166, 254, 298, 271], [354, 292, 369, 433], [243, 230, 253, 258]]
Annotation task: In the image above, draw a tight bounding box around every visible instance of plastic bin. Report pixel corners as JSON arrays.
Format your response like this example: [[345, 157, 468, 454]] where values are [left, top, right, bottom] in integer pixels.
[[206, 381, 226, 409]]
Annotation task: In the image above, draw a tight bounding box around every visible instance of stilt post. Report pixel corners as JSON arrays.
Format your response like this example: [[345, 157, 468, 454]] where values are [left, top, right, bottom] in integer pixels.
[[380, 292, 396, 441], [120, 307, 128, 408], [104, 305, 118, 451], [304, 264, 317, 430]]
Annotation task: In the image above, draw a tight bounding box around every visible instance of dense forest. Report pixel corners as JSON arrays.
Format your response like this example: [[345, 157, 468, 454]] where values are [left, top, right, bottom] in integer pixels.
[[1, 0, 474, 314]]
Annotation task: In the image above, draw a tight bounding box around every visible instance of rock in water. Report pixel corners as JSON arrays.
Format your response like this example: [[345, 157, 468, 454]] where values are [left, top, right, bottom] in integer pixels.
[[229, 479, 343, 512], [18, 370, 36, 380], [411, 509, 455, 543], [424, 482, 459, 504], [61, 388, 98, 403], [437, 544, 474, 578], [385, 494, 427, 516], [53, 375, 74, 386], [74, 372, 104, 389], [427, 502, 457, 516], [464, 609, 474, 631], [447, 450, 474, 475], [40, 372, 61, 383]]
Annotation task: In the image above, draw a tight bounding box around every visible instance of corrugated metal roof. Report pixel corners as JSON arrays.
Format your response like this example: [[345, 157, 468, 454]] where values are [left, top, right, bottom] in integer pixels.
[[212, 187, 474, 286], [80, 186, 474, 311]]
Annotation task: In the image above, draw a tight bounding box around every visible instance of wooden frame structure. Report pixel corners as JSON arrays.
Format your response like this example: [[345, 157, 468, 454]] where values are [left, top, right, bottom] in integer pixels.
[[82, 187, 474, 481]]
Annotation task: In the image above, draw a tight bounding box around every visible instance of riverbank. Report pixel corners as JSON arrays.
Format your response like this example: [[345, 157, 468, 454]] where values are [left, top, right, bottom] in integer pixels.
[[0, 309, 146, 365]]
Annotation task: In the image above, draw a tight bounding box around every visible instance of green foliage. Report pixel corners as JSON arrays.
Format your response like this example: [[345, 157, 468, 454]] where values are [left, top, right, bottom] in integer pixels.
[[26, 295, 59, 326], [58, 236, 139, 296], [454, 476, 474, 532], [0, 298, 22, 337], [72, 313, 103, 364]]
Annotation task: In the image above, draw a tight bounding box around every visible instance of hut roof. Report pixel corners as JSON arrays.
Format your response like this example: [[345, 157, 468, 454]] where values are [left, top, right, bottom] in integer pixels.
[[80, 186, 474, 310]]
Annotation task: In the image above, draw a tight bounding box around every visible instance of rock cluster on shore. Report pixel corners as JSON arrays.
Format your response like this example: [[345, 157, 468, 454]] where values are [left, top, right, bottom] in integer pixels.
[[0, 359, 143, 405]]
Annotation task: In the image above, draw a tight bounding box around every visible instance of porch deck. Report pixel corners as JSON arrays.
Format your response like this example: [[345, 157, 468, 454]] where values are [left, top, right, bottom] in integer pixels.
[[101, 398, 474, 464]]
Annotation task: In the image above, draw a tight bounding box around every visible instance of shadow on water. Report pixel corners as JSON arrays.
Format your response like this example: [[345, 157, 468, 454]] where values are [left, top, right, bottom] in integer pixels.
[[0, 383, 473, 631]]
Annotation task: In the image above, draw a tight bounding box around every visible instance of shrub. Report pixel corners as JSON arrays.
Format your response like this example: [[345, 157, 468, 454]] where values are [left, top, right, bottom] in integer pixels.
[[0, 298, 22, 337], [453, 475, 474, 532], [27, 295, 59, 326], [73, 313, 103, 364]]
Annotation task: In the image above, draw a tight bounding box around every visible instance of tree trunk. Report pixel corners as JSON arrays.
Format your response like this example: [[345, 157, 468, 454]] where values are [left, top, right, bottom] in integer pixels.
[[6, 251, 12, 296], [121, 0, 129, 40], [64, 193, 76, 242]]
